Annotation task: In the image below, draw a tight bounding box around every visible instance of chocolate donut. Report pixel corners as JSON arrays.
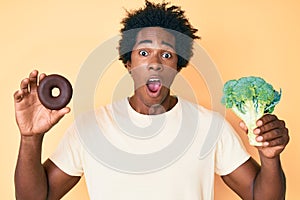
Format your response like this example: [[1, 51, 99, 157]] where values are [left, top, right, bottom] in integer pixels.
[[38, 74, 73, 110]]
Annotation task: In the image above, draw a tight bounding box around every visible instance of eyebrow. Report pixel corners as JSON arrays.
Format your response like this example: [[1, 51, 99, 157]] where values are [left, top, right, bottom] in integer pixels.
[[137, 40, 175, 50], [162, 41, 175, 49]]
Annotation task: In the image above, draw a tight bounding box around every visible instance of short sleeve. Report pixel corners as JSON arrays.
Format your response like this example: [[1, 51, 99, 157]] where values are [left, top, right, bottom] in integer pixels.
[[49, 123, 83, 176], [214, 120, 250, 176]]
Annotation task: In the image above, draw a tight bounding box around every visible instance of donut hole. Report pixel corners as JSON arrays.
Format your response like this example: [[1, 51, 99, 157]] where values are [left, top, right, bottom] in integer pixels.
[[51, 87, 60, 97]]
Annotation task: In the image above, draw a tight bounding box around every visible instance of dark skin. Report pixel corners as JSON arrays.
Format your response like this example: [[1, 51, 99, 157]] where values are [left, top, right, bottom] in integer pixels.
[[223, 114, 289, 199], [14, 71, 80, 199], [14, 27, 289, 199]]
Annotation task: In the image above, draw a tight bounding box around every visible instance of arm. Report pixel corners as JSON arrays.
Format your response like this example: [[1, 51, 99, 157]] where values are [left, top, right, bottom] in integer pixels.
[[15, 134, 48, 199], [15, 136, 81, 199], [222, 114, 289, 200], [14, 70, 79, 199], [43, 159, 81, 200], [253, 153, 286, 199]]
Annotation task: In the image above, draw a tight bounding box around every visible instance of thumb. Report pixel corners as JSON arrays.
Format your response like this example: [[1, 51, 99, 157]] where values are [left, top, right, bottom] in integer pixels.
[[51, 107, 71, 125], [239, 121, 248, 133]]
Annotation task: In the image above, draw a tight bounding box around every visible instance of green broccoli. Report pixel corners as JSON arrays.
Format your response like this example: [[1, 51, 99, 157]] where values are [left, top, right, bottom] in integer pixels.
[[221, 76, 281, 146]]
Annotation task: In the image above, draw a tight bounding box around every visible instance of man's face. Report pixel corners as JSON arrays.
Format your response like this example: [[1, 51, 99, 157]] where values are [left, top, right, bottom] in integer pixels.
[[126, 27, 178, 107]]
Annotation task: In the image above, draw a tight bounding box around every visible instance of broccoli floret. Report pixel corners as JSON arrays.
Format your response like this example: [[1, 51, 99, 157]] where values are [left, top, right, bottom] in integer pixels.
[[221, 76, 281, 146]]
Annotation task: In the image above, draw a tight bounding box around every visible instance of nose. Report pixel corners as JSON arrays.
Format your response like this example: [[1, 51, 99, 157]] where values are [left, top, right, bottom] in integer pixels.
[[148, 63, 162, 71], [147, 54, 163, 71]]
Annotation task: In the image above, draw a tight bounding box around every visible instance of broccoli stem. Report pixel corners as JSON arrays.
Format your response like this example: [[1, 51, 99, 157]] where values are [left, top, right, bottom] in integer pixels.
[[247, 121, 262, 146], [232, 101, 264, 146]]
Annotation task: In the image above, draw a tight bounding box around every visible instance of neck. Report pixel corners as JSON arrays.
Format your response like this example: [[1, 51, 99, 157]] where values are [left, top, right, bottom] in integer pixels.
[[128, 95, 177, 115]]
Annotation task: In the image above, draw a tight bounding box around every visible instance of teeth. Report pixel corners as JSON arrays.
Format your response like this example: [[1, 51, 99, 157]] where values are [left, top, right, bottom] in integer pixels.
[[148, 78, 160, 82]]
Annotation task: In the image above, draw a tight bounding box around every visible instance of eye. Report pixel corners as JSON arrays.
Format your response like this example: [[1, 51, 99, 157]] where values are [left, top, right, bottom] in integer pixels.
[[139, 50, 149, 57], [162, 52, 172, 59]]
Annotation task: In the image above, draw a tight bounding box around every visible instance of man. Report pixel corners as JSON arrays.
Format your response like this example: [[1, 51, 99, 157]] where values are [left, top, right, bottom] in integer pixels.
[[14, 1, 289, 199]]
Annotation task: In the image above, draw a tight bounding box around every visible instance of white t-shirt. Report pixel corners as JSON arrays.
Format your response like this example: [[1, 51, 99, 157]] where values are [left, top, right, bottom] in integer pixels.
[[50, 97, 250, 200]]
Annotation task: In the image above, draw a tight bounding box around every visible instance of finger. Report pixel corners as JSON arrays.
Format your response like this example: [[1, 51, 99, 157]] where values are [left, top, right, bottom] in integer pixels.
[[29, 70, 39, 92], [256, 114, 278, 127], [256, 119, 285, 134], [257, 126, 287, 142], [239, 121, 248, 133], [20, 78, 29, 94], [14, 90, 24, 103], [256, 126, 289, 148], [262, 132, 289, 148], [59, 107, 71, 115], [39, 73, 47, 82], [51, 107, 71, 124]]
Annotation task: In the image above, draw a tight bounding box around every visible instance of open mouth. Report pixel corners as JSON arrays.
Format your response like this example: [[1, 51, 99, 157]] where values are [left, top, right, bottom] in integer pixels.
[[146, 77, 162, 95]]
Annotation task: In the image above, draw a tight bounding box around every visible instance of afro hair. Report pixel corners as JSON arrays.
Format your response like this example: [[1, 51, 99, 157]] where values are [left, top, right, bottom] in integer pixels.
[[118, 0, 200, 71]]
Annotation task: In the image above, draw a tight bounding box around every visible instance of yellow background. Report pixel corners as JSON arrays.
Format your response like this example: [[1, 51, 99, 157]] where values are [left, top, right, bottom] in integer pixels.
[[1, 0, 299, 199]]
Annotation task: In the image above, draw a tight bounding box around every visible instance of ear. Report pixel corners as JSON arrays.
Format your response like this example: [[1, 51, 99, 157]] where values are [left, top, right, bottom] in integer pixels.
[[177, 66, 182, 73], [126, 61, 132, 73]]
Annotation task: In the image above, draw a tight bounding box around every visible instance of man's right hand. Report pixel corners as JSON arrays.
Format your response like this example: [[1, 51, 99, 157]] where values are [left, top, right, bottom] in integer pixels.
[[14, 70, 70, 136]]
